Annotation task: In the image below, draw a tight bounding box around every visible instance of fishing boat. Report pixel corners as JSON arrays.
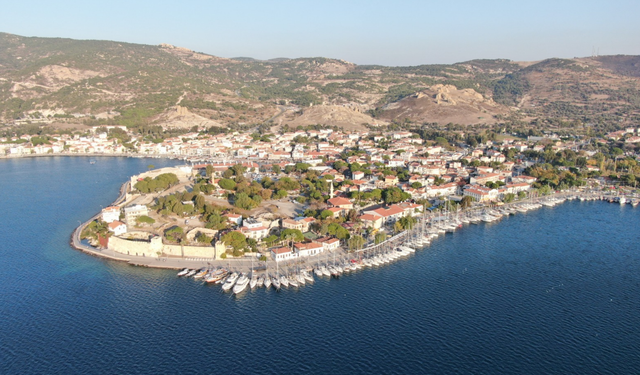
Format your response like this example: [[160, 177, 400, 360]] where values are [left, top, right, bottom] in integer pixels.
[[177, 268, 190, 277], [185, 269, 197, 277], [204, 269, 227, 283], [193, 268, 207, 279], [232, 273, 250, 294]]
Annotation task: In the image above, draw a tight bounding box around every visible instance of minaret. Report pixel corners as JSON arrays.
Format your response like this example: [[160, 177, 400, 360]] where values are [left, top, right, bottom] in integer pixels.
[[330, 180, 334, 199]]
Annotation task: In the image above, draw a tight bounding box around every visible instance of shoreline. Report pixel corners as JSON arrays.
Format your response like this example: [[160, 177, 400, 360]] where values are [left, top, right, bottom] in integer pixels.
[[1, 152, 182, 160], [69, 186, 626, 272]]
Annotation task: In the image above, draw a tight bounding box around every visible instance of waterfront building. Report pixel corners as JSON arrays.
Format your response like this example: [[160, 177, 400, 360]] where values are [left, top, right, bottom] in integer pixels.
[[101, 206, 121, 223], [293, 242, 324, 258], [271, 246, 295, 262], [107, 221, 127, 236]]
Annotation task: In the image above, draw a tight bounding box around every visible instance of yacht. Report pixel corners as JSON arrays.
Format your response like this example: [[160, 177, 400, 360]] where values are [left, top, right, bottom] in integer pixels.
[[302, 270, 314, 283], [264, 275, 272, 289], [221, 272, 239, 292], [279, 275, 289, 288], [249, 274, 258, 289], [232, 273, 250, 294]]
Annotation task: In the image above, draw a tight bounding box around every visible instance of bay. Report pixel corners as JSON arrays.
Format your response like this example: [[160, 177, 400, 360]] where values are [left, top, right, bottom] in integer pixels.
[[0, 156, 639, 374]]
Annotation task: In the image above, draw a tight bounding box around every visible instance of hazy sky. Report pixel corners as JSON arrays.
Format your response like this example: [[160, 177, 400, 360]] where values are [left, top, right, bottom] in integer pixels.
[[3, 0, 639, 66]]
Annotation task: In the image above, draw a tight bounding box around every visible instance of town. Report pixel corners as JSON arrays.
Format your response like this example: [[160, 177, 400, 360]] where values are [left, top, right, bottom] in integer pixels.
[[4, 123, 640, 290]]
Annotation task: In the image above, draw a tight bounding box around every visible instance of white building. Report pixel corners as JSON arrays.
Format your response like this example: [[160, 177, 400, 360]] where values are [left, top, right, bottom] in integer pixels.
[[107, 221, 127, 236], [124, 204, 148, 226], [101, 206, 120, 223]]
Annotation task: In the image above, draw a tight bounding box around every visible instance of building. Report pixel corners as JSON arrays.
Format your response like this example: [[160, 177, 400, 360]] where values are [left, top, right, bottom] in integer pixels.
[[314, 237, 340, 251], [271, 247, 295, 262], [101, 206, 120, 223], [363, 204, 406, 224], [240, 218, 269, 240], [107, 221, 127, 236], [124, 204, 148, 226], [293, 242, 324, 258], [282, 217, 316, 232], [224, 213, 243, 226]]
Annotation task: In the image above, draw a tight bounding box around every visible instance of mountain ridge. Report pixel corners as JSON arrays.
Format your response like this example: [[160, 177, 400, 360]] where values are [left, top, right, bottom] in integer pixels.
[[1, 32, 639, 132]]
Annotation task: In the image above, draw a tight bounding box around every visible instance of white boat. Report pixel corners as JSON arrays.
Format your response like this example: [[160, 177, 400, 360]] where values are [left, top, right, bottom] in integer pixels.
[[271, 276, 280, 290], [289, 276, 299, 288], [302, 270, 314, 283], [185, 269, 197, 277], [233, 274, 250, 294], [321, 266, 331, 277], [264, 275, 272, 289], [177, 268, 190, 277], [296, 273, 306, 285], [221, 272, 239, 291], [280, 275, 289, 288], [314, 268, 323, 277], [257, 275, 265, 288], [250, 274, 258, 289]]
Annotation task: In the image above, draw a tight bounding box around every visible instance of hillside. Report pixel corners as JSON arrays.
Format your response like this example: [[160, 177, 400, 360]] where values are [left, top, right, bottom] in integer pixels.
[[1, 32, 640, 132]]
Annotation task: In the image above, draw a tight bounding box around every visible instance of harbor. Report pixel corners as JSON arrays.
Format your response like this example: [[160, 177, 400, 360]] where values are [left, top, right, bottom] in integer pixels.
[[163, 190, 639, 295]]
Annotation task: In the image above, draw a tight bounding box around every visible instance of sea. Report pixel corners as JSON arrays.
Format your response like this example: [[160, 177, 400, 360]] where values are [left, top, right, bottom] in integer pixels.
[[1, 156, 639, 375]]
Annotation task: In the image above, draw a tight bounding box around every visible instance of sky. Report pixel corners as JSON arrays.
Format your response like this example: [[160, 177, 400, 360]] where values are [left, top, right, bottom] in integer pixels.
[[3, 0, 640, 66]]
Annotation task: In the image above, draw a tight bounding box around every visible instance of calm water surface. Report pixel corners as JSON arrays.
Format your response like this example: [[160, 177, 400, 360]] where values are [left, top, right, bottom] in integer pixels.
[[1, 157, 639, 374]]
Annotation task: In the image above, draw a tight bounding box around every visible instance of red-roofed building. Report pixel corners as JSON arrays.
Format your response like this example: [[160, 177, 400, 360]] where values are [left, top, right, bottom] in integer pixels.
[[271, 247, 295, 262], [363, 204, 406, 224], [293, 242, 324, 258], [359, 214, 384, 229], [107, 221, 127, 236], [327, 197, 353, 209]]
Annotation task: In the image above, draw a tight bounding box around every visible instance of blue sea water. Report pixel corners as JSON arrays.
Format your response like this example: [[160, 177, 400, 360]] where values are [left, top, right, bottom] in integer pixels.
[[1, 156, 639, 375]]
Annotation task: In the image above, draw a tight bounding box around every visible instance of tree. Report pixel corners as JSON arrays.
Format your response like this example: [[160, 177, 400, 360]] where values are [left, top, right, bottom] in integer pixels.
[[165, 226, 184, 242], [136, 215, 155, 225], [382, 187, 410, 204], [460, 196, 473, 209], [320, 209, 334, 220], [272, 164, 281, 174], [221, 231, 247, 251], [410, 182, 423, 189], [234, 192, 257, 210], [374, 232, 387, 244], [218, 178, 236, 190], [205, 165, 214, 177], [280, 228, 304, 243], [503, 193, 515, 203], [348, 235, 365, 251]]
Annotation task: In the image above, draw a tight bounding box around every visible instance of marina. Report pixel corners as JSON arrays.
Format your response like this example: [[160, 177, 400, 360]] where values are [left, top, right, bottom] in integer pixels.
[[169, 191, 639, 294]]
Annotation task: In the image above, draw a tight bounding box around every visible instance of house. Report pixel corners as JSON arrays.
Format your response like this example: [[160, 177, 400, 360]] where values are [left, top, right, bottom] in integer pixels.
[[282, 217, 316, 232], [124, 204, 148, 226], [107, 221, 127, 236], [359, 214, 384, 229], [224, 213, 243, 226], [101, 206, 120, 223], [395, 202, 423, 217], [327, 197, 353, 209], [293, 242, 324, 258], [363, 204, 406, 224], [314, 237, 341, 251], [239, 218, 269, 240], [463, 185, 498, 202], [271, 247, 296, 262]]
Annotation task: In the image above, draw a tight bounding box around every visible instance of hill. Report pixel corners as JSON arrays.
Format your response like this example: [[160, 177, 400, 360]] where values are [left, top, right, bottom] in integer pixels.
[[1, 32, 639, 133]]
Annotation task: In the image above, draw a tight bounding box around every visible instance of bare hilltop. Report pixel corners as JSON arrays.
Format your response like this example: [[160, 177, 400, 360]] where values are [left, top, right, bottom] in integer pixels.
[[1, 32, 639, 131]]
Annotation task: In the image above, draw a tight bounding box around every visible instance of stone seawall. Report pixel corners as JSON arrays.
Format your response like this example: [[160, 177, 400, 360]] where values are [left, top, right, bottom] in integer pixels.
[[107, 235, 225, 259]]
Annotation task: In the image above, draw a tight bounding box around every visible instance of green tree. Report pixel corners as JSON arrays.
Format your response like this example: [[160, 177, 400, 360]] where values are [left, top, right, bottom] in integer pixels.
[[320, 209, 334, 220], [374, 232, 387, 244], [221, 231, 247, 251], [348, 235, 365, 251], [280, 228, 304, 243], [218, 178, 237, 190]]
